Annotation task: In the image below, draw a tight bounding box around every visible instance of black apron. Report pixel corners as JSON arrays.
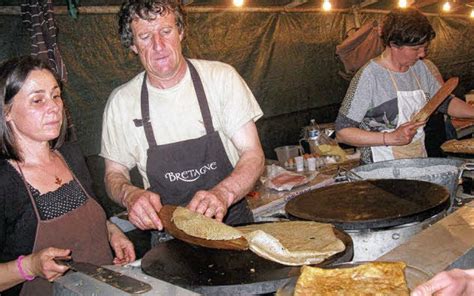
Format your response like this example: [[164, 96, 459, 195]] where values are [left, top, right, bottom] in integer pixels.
[[138, 60, 253, 225]]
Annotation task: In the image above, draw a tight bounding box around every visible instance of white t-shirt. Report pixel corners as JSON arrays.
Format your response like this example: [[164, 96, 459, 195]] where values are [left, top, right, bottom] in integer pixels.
[[100, 59, 263, 188]]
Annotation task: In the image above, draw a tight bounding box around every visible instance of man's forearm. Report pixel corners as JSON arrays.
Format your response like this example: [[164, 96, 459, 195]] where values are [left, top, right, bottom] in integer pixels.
[[212, 149, 264, 207], [104, 170, 138, 208]]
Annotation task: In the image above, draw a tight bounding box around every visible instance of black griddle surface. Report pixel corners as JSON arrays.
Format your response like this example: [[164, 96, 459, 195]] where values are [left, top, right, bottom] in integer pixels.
[[286, 179, 450, 230], [141, 228, 353, 295]]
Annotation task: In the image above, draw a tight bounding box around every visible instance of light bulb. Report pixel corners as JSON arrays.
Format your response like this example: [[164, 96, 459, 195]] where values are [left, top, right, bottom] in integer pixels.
[[471, 9, 474, 18], [442, 2, 451, 12], [233, 0, 244, 7], [322, 0, 332, 11], [398, 0, 408, 8]]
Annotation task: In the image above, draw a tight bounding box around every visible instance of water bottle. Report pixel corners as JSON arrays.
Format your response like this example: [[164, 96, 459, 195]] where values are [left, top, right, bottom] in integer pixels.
[[307, 119, 320, 140]]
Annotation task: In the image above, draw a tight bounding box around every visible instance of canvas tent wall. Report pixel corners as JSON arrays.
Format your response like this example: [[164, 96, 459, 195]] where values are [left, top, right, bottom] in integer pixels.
[[1, 3, 473, 215]]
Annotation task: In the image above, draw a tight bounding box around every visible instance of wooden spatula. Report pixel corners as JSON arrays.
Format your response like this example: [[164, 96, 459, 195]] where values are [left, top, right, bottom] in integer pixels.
[[157, 205, 249, 251], [411, 77, 459, 123]]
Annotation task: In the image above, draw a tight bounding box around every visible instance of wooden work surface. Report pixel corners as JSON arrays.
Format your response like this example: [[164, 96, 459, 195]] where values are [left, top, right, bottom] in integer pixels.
[[246, 173, 335, 218]]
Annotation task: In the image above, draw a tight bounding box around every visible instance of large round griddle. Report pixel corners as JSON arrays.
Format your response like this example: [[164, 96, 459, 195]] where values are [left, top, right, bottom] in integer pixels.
[[286, 179, 450, 230], [141, 227, 353, 295]]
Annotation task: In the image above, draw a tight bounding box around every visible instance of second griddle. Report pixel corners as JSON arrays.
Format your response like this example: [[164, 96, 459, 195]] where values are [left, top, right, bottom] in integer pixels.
[[286, 179, 450, 230]]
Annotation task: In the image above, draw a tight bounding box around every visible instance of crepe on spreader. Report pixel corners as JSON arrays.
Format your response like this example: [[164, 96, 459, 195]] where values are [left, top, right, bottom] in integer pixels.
[[172, 206, 243, 240]]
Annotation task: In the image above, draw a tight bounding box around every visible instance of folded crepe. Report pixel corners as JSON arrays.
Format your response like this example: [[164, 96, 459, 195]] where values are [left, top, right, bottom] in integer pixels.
[[237, 221, 345, 266], [294, 261, 409, 296]]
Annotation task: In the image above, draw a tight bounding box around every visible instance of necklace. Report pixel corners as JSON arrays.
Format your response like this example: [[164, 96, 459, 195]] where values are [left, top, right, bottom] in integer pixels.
[[54, 175, 63, 186], [15, 153, 64, 187]]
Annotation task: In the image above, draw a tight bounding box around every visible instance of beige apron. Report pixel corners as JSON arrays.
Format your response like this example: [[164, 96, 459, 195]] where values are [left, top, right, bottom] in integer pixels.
[[371, 69, 428, 162], [18, 152, 113, 296]]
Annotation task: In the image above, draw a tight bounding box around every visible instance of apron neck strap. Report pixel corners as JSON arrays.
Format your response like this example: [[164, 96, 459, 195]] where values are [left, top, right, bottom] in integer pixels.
[[15, 160, 42, 220], [140, 73, 158, 147], [186, 59, 214, 134]]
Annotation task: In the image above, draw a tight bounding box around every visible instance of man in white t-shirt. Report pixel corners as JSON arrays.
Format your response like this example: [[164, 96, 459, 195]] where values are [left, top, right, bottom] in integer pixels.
[[100, 0, 264, 233]]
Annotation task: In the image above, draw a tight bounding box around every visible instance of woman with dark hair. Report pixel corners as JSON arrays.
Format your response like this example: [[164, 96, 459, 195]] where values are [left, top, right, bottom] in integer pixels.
[[0, 56, 135, 295], [335, 8, 474, 164]]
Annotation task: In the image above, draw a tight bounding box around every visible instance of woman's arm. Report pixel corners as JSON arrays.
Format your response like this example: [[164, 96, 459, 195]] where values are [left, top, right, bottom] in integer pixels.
[[447, 97, 474, 119]]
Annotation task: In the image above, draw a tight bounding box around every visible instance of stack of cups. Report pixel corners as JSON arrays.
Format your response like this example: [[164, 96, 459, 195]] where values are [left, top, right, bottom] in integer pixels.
[[307, 157, 317, 171], [295, 156, 304, 172]]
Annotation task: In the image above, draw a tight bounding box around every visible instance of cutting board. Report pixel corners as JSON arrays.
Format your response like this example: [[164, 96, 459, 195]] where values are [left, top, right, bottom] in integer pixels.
[[158, 205, 249, 251], [411, 77, 459, 123]]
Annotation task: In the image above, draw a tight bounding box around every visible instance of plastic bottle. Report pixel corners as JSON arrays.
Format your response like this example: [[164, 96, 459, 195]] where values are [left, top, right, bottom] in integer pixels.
[[307, 119, 320, 140]]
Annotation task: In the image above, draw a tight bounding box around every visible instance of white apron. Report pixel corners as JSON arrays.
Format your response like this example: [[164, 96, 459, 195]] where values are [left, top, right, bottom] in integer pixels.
[[371, 69, 428, 162]]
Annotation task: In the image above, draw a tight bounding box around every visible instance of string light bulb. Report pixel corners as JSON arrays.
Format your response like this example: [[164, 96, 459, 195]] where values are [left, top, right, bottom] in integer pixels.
[[471, 9, 474, 18], [233, 0, 244, 7], [398, 0, 408, 8], [322, 0, 332, 11], [442, 1, 451, 12]]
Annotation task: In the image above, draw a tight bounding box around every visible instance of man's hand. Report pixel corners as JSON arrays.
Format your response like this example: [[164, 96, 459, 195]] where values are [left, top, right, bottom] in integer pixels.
[[123, 189, 163, 230], [387, 121, 426, 146], [187, 189, 229, 222], [106, 221, 136, 265]]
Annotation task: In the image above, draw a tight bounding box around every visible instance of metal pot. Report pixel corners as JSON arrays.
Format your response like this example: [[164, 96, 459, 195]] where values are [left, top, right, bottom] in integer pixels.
[[349, 158, 472, 207], [347, 212, 445, 261]]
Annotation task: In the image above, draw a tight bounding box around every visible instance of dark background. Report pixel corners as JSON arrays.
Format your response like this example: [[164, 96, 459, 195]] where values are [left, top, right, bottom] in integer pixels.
[[1, 1, 473, 215]]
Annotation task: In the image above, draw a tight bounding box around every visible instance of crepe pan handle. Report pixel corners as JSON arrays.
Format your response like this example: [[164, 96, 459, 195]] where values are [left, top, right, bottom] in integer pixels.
[[458, 162, 474, 181]]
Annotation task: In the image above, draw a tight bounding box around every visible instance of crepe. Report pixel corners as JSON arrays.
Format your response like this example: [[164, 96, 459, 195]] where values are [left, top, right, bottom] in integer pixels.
[[441, 138, 474, 154], [172, 206, 243, 240], [294, 261, 409, 296], [237, 221, 345, 266]]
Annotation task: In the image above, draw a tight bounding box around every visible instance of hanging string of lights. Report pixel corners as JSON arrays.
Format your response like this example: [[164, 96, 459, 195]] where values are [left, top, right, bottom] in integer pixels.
[[232, 0, 474, 18], [397, 0, 474, 17]]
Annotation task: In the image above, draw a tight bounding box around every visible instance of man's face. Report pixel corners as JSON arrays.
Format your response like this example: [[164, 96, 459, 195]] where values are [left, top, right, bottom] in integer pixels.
[[393, 42, 429, 67], [130, 12, 184, 84]]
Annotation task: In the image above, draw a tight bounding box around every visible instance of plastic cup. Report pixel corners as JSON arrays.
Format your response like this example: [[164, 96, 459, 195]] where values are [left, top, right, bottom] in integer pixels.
[[307, 157, 317, 171], [274, 145, 301, 166], [295, 156, 304, 172]]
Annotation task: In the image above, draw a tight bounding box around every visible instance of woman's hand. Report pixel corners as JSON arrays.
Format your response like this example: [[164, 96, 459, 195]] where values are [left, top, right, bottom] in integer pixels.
[[26, 247, 71, 282], [386, 121, 426, 146], [107, 221, 136, 265]]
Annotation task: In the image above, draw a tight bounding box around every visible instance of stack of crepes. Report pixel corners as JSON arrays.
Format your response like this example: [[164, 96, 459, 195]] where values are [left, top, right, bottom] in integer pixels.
[[171, 207, 345, 266], [441, 138, 474, 154], [294, 261, 409, 296]]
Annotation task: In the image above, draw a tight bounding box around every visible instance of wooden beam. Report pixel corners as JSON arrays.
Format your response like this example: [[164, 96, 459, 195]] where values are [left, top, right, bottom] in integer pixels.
[[0, 5, 351, 15], [414, 0, 438, 8], [0, 5, 472, 18], [285, 0, 308, 9], [359, 0, 379, 8]]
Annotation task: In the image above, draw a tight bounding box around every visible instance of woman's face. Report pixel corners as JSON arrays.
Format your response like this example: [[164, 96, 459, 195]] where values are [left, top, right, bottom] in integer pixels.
[[393, 42, 429, 67], [6, 69, 63, 144]]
